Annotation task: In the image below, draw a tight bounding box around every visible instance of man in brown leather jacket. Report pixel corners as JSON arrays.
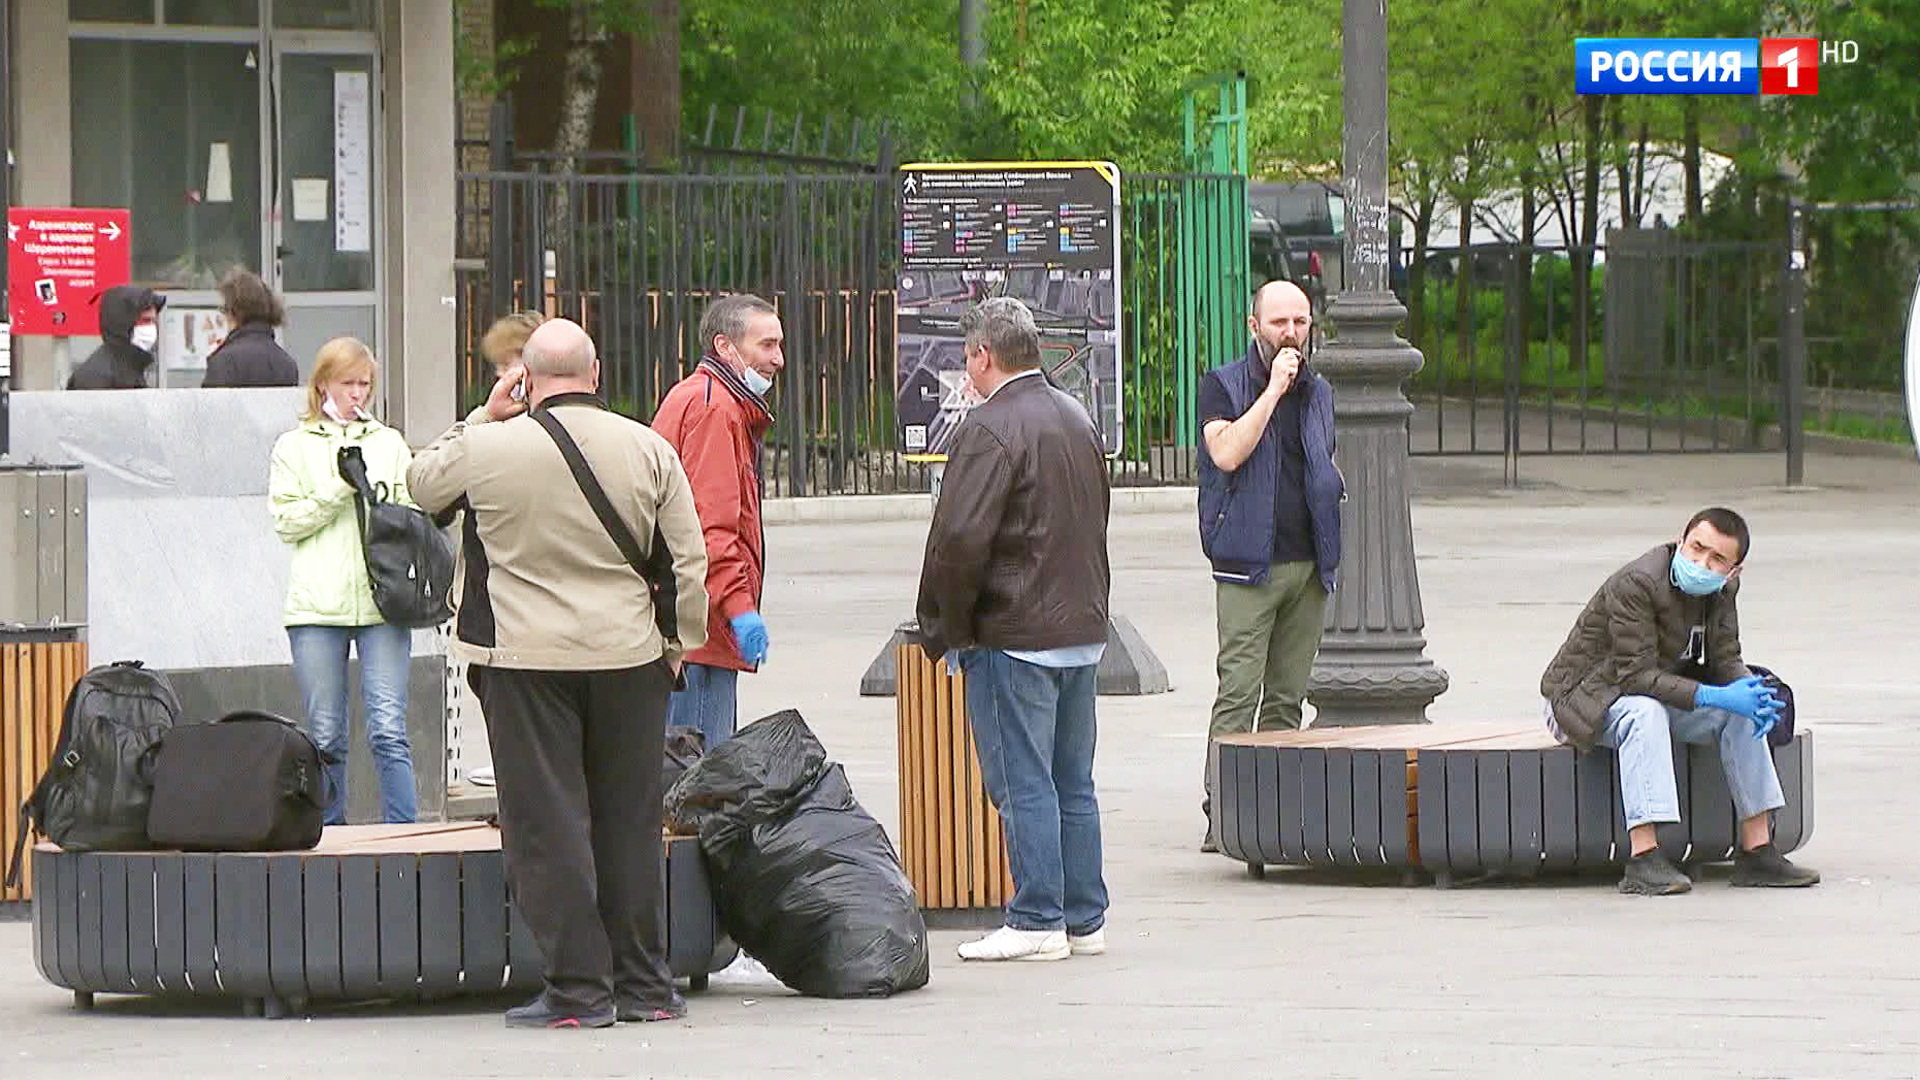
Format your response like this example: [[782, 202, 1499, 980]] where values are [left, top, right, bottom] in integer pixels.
[[915, 296, 1112, 963]]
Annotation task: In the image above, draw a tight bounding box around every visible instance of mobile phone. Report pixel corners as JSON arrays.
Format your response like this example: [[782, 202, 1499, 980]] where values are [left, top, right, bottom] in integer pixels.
[[510, 376, 527, 402]]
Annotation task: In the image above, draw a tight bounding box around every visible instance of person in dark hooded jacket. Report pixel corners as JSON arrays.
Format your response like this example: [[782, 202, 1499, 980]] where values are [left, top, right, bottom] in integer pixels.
[[202, 269, 299, 388], [67, 285, 165, 390]]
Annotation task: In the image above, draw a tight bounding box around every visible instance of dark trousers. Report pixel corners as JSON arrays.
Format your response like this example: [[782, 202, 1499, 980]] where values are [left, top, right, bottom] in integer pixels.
[[468, 660, 675, 1012]]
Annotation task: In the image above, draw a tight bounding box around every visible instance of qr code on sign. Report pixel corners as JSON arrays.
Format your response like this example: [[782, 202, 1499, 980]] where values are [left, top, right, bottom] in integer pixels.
[[905, 425, 928, 451]]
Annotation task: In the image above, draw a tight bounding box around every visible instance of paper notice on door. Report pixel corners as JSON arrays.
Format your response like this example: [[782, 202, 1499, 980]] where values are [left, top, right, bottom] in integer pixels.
[[206, 142, 233, 203], [333, 70, 372, 252], [292, 178, 329, 222]]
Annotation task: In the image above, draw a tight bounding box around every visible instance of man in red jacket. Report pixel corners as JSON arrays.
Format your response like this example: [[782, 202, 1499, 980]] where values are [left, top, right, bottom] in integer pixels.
[[653, 294, 782, 749]]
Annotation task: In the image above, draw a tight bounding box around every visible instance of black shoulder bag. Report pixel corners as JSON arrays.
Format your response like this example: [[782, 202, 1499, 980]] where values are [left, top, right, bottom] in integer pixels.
[[338, 445, 456, 629], [531, 408, 682, 648]]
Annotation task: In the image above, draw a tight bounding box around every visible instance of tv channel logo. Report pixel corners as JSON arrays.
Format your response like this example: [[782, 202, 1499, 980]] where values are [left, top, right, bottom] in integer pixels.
[[1577, 38, 1854, 95]]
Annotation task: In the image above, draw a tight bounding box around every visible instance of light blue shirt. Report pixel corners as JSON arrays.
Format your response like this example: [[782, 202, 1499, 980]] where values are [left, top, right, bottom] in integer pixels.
[[947, 643, 1108, 675]]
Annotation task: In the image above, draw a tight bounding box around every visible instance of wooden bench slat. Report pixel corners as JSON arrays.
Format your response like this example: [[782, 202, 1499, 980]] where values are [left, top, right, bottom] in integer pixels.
[[1301, 748, 1329, 865], [217, 856, 272, 996], [340, 857, 380, 997], [266, 856, 308, 1001], [1325, 748, 1356, 866], [1774, 736, 1807, 853], [1573, 749, 1613, 868], [304, 857, 345, 998], [1476, 752, 1511, 873], [417, 853, 463, 997], [126, 855, 161, 993], [183, 855, 218, 993], [462, 850, 508, 994], [1540, 747, 1577, 871], [1508, 749, 1545, 876], [1239, 745, 1267, 865]]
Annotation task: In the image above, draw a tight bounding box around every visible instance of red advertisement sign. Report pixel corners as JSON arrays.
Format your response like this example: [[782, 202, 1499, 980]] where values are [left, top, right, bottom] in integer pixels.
[[7, 208, 132, 336]]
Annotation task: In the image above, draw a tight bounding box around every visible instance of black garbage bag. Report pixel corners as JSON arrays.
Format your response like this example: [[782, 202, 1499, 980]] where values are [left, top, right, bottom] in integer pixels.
[[665, 709, 930, 998]]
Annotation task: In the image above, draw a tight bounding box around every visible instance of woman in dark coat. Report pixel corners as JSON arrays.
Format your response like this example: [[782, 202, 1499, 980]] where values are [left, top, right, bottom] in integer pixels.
[[201, 269, 299, 387]]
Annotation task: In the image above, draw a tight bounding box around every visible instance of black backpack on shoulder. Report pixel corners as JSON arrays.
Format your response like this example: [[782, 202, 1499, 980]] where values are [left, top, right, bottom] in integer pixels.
[[339, 446, 456, 629], [5, 661, 182, 886], [146, 711, 333, 852]]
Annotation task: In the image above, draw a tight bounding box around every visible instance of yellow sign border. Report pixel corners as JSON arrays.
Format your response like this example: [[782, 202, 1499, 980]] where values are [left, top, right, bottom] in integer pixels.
[[901, 160, 1120, 190], [896, 160, 1124, 463]]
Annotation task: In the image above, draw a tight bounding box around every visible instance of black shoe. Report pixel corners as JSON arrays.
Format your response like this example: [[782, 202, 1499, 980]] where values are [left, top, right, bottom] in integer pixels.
[[1618, 850, 1693, 895], [1731, 844, 1821, 888], [616, 991, 688, 1023], [504, 993, 616, 1029]]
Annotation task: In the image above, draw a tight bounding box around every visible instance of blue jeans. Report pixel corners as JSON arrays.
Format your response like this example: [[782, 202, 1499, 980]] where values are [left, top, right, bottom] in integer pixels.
[[959, 649, 1108, 934], [667, 662, 739, 752], [1598, 695, 1787, 829], [287, 624, 417, 825]]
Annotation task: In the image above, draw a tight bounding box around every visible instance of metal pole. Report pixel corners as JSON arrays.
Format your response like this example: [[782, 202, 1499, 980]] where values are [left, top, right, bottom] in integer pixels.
[[1783, 197, 1807, 487], [1306, 0, 1449, 725]]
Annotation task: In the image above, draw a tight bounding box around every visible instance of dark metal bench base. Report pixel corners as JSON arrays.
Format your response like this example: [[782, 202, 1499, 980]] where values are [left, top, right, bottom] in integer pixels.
[[1216, 727, 1814, 884], [30, 824, 732, 1018]]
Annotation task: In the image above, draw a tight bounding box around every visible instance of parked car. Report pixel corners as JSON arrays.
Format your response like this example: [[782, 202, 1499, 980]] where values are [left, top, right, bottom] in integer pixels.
[[1250, 181, 1344, 305]]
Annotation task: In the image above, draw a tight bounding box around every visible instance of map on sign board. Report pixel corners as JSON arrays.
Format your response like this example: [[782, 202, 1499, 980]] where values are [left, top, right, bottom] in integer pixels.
[[895, 162, 1122, 458]]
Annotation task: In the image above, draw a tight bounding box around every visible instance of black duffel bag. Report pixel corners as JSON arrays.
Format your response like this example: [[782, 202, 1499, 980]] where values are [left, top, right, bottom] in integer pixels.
[[146, 711, 333, 852]]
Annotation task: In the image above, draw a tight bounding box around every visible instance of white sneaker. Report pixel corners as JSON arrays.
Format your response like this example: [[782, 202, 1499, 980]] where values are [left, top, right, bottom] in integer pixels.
[[1067, 929, 1106, 956], [957, 926, 1069, 962], [468, 766, 495, 787]]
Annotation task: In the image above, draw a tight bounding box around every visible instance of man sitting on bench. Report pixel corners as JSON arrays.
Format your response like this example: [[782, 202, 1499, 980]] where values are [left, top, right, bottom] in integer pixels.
[[1540, 507, 1820, 895]]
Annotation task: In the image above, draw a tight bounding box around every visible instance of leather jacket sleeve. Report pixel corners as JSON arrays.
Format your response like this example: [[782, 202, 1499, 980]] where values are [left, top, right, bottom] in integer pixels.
[[914, 422, 1014, 659]]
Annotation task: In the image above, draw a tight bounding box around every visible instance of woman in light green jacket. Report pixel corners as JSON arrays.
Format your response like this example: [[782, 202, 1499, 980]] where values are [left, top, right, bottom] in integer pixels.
[[268, 337, 418, 824]]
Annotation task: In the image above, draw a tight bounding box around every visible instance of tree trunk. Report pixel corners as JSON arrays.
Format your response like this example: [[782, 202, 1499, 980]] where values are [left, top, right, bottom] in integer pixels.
[[1519, 160, 1537, 352], [547, 3, 611, 243], [630, 0, 680, 169], [1683, 99, 1703, 225], [1406, 191, 1436, 353], [1571, 95, 1603, 376], [1454, 197, 1475, 377], [1633, 119, 1650, 222], [1613, 100, 1632, 226]]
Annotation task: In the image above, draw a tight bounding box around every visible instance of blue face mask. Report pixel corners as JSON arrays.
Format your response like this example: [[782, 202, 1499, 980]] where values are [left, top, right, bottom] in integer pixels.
[[1670, 550, 1729, 596], [741, 366, 773, 396]]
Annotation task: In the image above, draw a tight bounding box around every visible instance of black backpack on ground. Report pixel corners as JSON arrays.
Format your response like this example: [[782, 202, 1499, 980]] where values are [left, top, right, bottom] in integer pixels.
[[339, 445, 456, 629], [5, 661, 182, 887], [145, 711, 333, 852]]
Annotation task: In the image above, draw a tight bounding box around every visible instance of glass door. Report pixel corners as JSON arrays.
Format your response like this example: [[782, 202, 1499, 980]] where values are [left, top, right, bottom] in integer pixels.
[[271, 42, 380, 380]]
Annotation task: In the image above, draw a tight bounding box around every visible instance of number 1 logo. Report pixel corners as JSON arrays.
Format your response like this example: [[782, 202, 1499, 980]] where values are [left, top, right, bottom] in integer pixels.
[[1761, 38, 1819, 95]]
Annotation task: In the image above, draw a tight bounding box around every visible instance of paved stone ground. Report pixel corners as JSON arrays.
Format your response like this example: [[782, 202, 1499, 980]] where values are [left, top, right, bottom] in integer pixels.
[[6, 449, 1919, 1079]]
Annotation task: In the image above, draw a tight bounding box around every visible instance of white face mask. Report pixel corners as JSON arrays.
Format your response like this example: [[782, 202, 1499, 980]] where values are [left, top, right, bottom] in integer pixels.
[[129, 324, 158, 353], [741, 365, 773, 396]]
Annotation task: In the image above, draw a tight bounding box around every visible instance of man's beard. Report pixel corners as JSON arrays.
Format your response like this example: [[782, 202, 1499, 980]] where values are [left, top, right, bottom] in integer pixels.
[[1257, 333, 1304, 364]]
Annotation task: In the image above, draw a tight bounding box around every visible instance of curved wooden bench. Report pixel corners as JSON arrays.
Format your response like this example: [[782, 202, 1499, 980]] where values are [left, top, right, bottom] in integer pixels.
[[1214, 723, 1814, 886], [29, 823, 733, 1017]]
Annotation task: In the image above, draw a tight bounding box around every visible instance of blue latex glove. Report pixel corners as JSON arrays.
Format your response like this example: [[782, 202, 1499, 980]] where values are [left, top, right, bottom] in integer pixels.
[[730, 611, 769, 665], [1696, 675, 1783, 724]]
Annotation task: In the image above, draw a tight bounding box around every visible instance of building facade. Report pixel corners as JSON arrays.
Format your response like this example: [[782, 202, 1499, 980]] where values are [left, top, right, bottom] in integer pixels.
[[11, 0, 457, 439]]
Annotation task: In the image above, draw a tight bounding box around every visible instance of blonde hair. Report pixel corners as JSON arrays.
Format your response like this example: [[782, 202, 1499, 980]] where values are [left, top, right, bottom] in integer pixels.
[[302, 337, 378, 422], [481, 311, 546, 368]]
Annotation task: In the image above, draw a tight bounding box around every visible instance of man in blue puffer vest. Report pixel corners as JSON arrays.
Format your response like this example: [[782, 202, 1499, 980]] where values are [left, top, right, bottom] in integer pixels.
[[1196, 280, 1344, 852]]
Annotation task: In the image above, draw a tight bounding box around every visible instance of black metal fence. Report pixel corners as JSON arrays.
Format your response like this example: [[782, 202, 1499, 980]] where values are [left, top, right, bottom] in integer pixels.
[[454, 172, 1795, 495], [455, 171, 905, 498], [456, 169, 1256, 496], [1401, 237, 1788, 467]]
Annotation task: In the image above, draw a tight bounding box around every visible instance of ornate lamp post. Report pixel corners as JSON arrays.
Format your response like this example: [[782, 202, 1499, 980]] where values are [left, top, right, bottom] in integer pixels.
[[1307, 0, 1449, 725]]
